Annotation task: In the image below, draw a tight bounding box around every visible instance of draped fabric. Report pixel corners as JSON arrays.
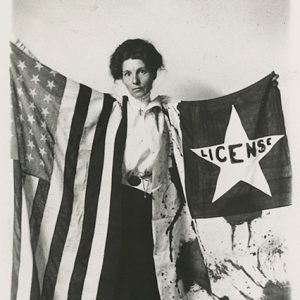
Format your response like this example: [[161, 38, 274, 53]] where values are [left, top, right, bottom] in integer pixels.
[[11, 42, 127, 299], [165, 74, 291, 299], [10, 41, 291, 300], [10, 42, 211, 300]]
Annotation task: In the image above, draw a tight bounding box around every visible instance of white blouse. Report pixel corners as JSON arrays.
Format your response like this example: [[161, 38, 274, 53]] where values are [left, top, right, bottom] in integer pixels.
[[121, 93, 165, 193]]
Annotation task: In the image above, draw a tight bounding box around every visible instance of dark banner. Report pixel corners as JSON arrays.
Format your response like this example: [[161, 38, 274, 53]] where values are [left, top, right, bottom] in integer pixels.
[[178, 72, 292, 218]]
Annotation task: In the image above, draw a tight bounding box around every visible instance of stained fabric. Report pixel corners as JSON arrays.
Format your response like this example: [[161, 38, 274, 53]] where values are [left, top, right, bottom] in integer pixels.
[[10, 41, 291, 300], [166, 74, 291, 299], [10, 41, 211, 300]]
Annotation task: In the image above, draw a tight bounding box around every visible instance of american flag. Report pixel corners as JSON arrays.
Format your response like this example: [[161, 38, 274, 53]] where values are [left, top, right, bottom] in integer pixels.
[[10, 42, 127, 300]]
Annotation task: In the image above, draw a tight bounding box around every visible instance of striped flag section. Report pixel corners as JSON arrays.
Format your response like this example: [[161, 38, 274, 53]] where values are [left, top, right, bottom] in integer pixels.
[[10, 42, 127, 299]]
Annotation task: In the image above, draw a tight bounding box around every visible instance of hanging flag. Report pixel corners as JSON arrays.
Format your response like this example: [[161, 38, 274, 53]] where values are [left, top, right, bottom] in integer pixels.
[[165, 73, 292, 299], [10, 42, 127, 300], [177, 73, 292, 218], [10, 41, 212, 300]]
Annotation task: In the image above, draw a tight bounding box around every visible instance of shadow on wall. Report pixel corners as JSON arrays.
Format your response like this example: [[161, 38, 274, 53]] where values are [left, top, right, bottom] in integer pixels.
[[172, 80, 222, 102]]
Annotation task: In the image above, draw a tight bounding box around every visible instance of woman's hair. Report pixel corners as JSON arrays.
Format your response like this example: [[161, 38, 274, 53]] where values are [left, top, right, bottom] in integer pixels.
[[109, 39, 164, 80]]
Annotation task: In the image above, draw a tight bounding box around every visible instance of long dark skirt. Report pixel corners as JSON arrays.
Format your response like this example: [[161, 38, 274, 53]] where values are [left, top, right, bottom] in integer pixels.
[[115, 185, 161, 300]]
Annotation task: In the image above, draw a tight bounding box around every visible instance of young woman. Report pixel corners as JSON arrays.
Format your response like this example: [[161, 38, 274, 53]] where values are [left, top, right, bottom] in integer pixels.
[[109, 39, 211, 299]]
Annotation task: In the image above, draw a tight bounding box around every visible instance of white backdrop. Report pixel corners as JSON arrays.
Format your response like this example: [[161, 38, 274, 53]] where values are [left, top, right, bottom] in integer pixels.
[[12, 0, 292, 100], [1, 0, 299, 299]]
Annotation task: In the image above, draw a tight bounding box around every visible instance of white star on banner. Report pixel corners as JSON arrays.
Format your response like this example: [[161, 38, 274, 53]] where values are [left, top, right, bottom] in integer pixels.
[[31, 74, 41, 84], [35, 62, 43, 71], [191, 106, 284, 203], [47, 80, 55, 90], [40, 160, 45, 167], [29, 128, 34, 136], [18, 60, 26, 71]]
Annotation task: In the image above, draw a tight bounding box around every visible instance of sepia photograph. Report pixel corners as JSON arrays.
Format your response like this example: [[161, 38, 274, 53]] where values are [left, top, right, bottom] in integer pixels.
[[1, 0, 299, 299]]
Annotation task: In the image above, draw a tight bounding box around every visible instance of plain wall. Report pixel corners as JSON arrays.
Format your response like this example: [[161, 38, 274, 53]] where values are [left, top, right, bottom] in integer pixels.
[[12, 0, 291, 99], [0, 0, 299, 299]]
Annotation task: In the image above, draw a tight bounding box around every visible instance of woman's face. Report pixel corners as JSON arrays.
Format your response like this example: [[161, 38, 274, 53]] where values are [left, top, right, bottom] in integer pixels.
[[122, 59, 155, 99]]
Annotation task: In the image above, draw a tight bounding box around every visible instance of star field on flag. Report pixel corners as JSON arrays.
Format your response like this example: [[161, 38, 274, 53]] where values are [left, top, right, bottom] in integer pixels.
[[10, 43, 66, 181]]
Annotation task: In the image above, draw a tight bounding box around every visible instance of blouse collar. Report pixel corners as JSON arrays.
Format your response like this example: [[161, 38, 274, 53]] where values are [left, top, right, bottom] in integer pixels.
[[115, 91, 162, 114]]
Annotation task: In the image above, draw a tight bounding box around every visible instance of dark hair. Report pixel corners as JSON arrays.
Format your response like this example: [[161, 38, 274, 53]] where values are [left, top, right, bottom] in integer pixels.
[[109, 39, 164, 80]]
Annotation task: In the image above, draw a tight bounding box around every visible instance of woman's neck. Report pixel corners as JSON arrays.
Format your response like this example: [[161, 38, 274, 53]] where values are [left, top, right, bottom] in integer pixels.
[[136, 91, 151, 102], [128, 92, 151, 109]]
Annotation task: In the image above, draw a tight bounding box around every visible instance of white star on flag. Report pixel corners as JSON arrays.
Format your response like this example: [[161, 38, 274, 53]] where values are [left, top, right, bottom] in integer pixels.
[[17, 87, 24, 96], [18, 60, 26, 71], [31, 74, 41, 84], [40, 134, 47, 143], [29, 128, 34, 135], [29, 102, 36, 110], [43, 94, 52, 103], [27, 140, 34, 149], [19, 114, 24, 122], [26, 153, 34, 162], [41, 107, 50, 117], [39, 147, 46, 157], [191, 106, 284, 203], [29, 88, 37, 98], [28, 115, 35, 125], [40, 160, 45, 167], [50, 70, 57, 77], [41, 121, 47, 130], [35, 62, 43, 71], [47, 80, 55, 90], [17, 74, 24, 82]]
